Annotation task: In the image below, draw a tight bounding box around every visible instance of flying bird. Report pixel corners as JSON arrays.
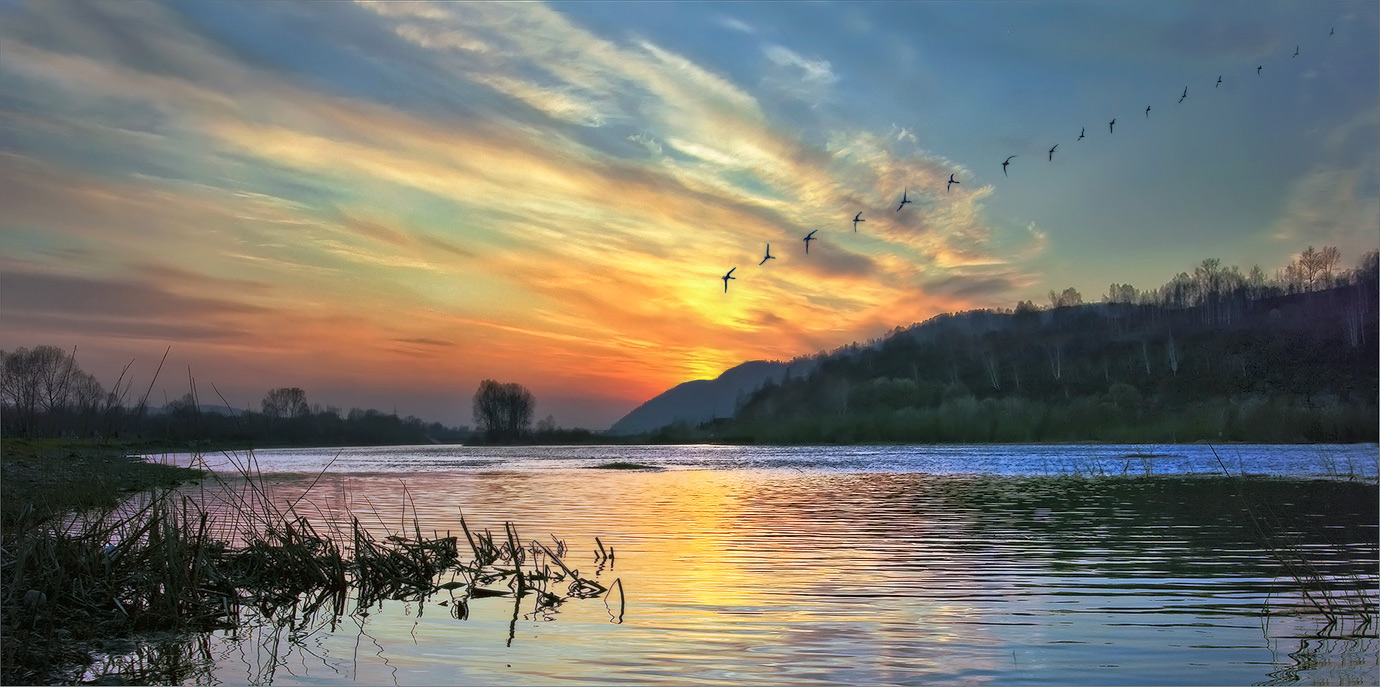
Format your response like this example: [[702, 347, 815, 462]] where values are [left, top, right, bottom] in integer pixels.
[[1293, 45, 1299, 57], [852, 212, 865, 232], [1048, 144, 1058, 161], [722, 267, 736, 293], [1216, 75, 1222, 88], [896, 187, 911, 212], [1145, 105, 1151, 118], [1331, 27, 1334, 36], [1257, 64, 1263, 76], [947, 173, 960, 194], [1179, 87, 1187, 103], [759, 244, 775, 266], [1002, 155, 1016, 176], [1109, 118, 1116, 134], [803, 229, 817, 254], [1078, 127, 1085, 141]]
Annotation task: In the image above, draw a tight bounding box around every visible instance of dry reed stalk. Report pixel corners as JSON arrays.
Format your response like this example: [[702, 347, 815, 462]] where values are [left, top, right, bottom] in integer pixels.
[[4, 449, 628, 683], [605, 577, 625, 623]]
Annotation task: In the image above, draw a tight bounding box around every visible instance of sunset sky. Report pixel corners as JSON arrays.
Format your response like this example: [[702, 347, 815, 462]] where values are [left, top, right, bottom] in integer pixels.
[[1, 1, 1376, 429]]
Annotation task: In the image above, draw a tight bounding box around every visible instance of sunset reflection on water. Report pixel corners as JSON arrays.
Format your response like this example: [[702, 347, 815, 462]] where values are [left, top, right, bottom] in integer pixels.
[[151, 446, 1378, 686]]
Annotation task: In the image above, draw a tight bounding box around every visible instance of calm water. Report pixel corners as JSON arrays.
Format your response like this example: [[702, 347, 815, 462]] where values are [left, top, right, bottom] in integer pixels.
[[125, 444, 1377, 685]]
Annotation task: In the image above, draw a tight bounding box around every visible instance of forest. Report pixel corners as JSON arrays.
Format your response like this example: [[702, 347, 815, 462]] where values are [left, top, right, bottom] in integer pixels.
[[654, 247, 1379, 444]]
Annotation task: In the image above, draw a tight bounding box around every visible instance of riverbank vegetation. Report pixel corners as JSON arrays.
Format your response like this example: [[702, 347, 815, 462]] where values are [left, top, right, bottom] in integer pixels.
[[0, 445, 621, 684]]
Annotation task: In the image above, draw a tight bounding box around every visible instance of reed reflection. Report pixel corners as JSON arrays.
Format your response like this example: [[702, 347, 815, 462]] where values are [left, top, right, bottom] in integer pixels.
[[155, 462, 1377, 686]]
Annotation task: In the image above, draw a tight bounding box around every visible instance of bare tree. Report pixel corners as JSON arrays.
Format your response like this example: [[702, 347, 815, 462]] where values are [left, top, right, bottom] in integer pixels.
[[985, 353, 1001, 390], [502, 382, 535, 436], [0, 345, 105, 436], [1048, 287, 1083, 309], [1103, 283, 1138, 304], [1, 348, 43, 434], [262, 387, 309, 420], [1297, 245, 1342, 291], [1045, 341, 1063, 381], [472, 380, 535, 441]]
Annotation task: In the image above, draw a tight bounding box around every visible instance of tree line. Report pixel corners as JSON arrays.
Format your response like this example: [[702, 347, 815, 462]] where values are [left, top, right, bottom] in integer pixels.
[[0, 351, 597, 446], [0, 351, 467, 446]]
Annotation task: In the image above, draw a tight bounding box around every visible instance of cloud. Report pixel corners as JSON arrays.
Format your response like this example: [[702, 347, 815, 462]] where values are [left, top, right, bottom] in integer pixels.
[[1268, 164, 1380, 254], [0, 267, 267, 342], [1019, 222, 1049, 260], [392, 337, 455, 348], [628, 133, 663, 156], [469, 73, 611, 126], [763, 45, 837, 86], [716, 16, 756, 35], [0, 0, 1043, 405], [762, 44, 838, 101], [921, 272, 1025, 301]]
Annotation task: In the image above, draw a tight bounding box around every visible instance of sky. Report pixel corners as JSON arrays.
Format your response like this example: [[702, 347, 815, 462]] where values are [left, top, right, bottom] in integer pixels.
[[1, 1, 1376, 430]]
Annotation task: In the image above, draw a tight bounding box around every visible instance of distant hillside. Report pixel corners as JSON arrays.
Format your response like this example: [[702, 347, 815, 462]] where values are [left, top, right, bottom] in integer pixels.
[[608, 359, 815, 435], [644, 251, 1378, 444], [721, 285, 1376, 443]]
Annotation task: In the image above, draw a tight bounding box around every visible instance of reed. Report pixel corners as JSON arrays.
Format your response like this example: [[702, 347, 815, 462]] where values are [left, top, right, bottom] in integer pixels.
[[1209, 445, 1378, 632], [1, 448, 625, 684]]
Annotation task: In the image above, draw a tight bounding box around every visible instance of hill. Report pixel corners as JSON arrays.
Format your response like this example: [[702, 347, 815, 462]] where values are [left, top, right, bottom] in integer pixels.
[[608, 359, 815, 435], [634, 250, 1379, 444]]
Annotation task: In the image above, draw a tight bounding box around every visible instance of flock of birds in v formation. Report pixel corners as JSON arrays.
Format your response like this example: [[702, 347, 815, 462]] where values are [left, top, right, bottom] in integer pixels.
[[721, 25, 1345, 294]]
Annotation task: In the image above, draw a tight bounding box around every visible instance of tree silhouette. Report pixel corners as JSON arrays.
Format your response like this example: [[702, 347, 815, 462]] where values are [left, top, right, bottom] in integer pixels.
[[261, 387, 309, 420], [472, 380, 535, 442]]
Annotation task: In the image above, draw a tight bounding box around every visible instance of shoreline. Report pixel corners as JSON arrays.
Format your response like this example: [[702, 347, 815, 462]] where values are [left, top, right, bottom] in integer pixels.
[[1, 438, 205, 527]]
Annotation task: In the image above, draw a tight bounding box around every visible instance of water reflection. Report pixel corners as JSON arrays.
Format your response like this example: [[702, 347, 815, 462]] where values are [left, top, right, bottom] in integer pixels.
[[134, 452, 1380, 685]]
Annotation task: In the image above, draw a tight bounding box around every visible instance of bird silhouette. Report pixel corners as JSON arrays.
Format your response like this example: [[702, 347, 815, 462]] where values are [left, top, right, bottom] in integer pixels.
[[1216, 75, 1222, 88], [1293, 45, 1299, 57], [1258, 64, 1263, 76], [1179, 87, 1187, 103], [1109, 118, 1116, 134], [947, 173, 960, 194], [803, 229, 817, 253], [1145, 105, 1151, 118], [722, 267, 736, 293], [853, 212, 865, 232], [1002, 155, 1016, 176], [759, 244, 775, 266], [896, 188, 911, 212], [1048, 144, 1058, 161], [1330, 27, 1334, 36], [1078, 127, 1085, 141]]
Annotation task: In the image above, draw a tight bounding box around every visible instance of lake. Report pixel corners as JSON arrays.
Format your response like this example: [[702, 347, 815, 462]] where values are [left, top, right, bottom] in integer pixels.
[[110, 444, 1378, 685]]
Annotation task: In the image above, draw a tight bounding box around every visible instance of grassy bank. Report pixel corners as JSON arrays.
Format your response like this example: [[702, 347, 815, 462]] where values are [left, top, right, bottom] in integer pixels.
[[1, 439, 204, 528], [0, 441, 620, 684], [1, 439, 207, 683]]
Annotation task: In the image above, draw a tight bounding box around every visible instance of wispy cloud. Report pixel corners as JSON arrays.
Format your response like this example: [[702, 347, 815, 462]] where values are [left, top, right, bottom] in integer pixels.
[[0, 0, 1053, 424], [762, 44, 838, 101], [716, 16, 756, 35], [1268, 164, 1380, 254]]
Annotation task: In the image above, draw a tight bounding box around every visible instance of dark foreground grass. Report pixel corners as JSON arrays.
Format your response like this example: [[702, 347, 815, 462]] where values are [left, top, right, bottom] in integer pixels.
[[0, 444, 622, 684], [1, 439, 204, 529]]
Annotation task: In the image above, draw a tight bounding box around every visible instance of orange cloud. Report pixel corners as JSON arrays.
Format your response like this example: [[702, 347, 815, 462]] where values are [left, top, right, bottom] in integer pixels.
[[0, 0, 1047, 426]]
